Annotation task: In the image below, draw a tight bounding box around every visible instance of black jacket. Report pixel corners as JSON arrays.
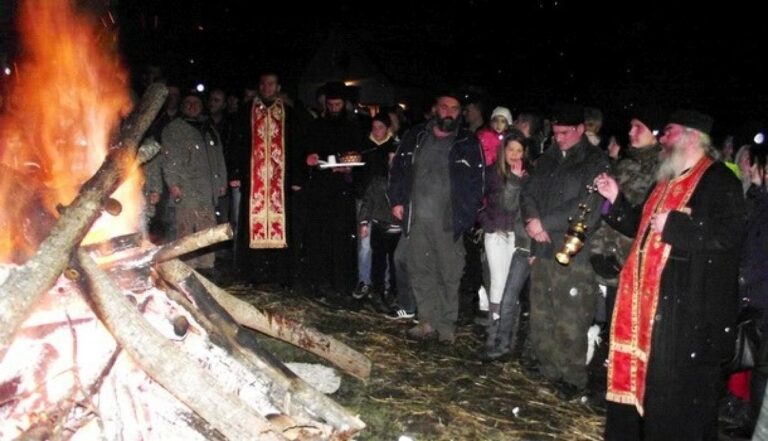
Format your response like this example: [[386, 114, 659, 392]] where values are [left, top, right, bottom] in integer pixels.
[[388, 122, 485, 240]]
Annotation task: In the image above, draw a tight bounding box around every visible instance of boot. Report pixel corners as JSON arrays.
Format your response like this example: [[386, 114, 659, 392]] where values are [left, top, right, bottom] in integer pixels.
[[496, 252, 531, 353]]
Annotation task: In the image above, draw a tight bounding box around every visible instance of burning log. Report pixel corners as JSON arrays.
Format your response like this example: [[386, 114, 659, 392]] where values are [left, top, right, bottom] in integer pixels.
[[157, 262, 366, 433], [0, 84, 169, 358], [77, 249, 288, 441], [159, 259, 373, 381]]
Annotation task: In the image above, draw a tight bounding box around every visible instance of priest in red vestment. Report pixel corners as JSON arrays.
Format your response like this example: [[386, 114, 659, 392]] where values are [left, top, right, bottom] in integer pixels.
[[595, 110, 747, 440], [228, 72, 306, 285]]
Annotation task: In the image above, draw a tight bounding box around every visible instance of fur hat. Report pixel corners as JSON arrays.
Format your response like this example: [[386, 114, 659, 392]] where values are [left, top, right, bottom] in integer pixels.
[[667, 109, 714, 135], [551, 102, 584, 126], [490, 106, 513, 125], [321, 81, 349, 100]]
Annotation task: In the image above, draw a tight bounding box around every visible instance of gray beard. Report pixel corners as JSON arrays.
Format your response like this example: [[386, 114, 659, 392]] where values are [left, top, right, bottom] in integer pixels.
[[655, 147, 686, 182]]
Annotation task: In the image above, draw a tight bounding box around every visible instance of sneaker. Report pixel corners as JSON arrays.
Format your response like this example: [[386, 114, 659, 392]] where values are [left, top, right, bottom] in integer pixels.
[[352, 282, 371, 300], [386, 309, 416, 320]]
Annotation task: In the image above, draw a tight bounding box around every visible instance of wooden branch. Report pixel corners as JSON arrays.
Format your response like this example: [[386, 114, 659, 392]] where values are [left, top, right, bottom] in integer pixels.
[[158, 259, 371, 380], [153, 223, 233, 263], [158, 263, 365, 434], [0, 84, 169, 358], [77, 249, 286, 441]]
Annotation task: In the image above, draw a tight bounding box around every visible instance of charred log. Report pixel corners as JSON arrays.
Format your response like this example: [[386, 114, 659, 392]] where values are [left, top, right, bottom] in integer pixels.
[[159, 259, 372, 380]]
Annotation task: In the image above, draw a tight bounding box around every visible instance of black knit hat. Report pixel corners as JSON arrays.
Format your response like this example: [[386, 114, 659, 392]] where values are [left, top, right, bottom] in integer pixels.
[[667, 109, 714, 135], [551, 102, 584, 126], [631, 105, 667, 133]]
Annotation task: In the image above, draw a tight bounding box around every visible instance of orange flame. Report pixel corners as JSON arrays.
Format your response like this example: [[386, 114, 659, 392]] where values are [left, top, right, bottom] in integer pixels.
[[0, 0, 137, 262]]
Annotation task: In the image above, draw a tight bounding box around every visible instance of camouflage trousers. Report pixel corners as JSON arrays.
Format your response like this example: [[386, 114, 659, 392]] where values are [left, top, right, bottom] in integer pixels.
[[529, 258, 596, 388], [175, 206, 217, 269]]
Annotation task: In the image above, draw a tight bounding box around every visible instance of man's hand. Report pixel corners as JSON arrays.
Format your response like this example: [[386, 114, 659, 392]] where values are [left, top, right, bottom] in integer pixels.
[[650, 211, 670, 234], [306, 153, 319, 166], [525, 218, 550, 243], [392, 205, 404, 221], [594, 172, 619, 204], [608, 137, 621, 160], [170, 185, 182, 199], [148, 192, 160, 205]]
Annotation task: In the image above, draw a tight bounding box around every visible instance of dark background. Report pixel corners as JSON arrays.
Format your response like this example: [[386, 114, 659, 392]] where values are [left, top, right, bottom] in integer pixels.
[[2, 0, 767, 142]]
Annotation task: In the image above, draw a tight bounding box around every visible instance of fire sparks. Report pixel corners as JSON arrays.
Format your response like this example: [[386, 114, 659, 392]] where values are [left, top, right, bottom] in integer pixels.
[[0, 0, 136, 262]]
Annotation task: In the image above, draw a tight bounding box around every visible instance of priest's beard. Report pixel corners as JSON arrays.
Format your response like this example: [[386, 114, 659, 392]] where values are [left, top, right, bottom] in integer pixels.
[[656, 142, 687, 182], [435, 116, 459, 132]]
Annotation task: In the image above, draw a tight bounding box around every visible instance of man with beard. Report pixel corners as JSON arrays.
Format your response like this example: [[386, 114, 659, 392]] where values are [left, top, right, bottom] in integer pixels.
[[520, 103, 609, 399], [388, 91, 485, 343], [229, 72, 305, 286], [595, 110, 747, 440], [303, 82, 364, 302]]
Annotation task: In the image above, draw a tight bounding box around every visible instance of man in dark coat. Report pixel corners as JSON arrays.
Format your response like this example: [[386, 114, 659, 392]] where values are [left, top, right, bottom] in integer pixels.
[[520, 103, 609, 397], [596, 110, 747, 440], [388, 91, 485, 343]]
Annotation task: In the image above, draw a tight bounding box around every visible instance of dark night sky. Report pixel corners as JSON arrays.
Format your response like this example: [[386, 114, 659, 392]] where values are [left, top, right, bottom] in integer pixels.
[[3, 1, 768, 140]]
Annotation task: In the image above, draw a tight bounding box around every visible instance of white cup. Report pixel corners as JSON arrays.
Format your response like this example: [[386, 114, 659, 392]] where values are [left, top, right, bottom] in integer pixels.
[[327, 155, 337, 165]]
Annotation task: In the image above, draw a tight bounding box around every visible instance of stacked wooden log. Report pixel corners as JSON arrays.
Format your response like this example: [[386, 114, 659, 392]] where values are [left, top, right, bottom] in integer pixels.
[[0, 85, 368, 440]]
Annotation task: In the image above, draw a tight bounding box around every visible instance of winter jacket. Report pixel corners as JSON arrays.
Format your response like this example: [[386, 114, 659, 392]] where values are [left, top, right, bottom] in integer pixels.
[[388, 122, 485, 240]]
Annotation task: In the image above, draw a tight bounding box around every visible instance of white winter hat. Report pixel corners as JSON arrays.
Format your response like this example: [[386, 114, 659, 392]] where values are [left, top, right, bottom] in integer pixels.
[[490, 106, 513, 125]]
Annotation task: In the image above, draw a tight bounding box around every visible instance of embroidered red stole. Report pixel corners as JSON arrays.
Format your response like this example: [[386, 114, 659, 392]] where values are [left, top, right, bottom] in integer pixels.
[[606, 156, 712, 415], [248, 99, 287, 248]]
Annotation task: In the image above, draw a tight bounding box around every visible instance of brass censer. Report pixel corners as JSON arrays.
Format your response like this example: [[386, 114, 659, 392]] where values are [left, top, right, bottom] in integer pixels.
[[555, 183, 597, 266]]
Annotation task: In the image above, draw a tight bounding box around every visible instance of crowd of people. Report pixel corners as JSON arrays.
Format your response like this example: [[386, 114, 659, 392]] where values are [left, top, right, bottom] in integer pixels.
[[122, 70, 768, 439]]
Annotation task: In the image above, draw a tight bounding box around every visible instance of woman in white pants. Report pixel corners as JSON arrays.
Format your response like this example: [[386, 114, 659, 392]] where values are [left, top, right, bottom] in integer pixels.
[[477, 129, 532, 360]]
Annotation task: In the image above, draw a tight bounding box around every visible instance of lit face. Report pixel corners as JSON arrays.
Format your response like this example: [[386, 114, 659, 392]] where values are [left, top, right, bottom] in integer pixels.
[[258, 74, 280, 101], [491, 116, 509, 134], [435, 96, 461, 120], [504, 140, 525, 165], [552, 124, 584, 150], [325, 98, 345, 116], [207, 90, 226, 114], [658, 123, 686, 151], [181, 96, 203, 119], [371, 120, 389, 141], [628, 119, 657, 148]]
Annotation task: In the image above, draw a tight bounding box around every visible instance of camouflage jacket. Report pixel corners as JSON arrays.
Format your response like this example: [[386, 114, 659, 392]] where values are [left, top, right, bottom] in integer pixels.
[[590, 144, 661, 285]]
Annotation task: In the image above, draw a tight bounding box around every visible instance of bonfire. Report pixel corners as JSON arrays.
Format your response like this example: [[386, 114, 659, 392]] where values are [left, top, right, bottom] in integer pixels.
[[0, 2, 367, 440]]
